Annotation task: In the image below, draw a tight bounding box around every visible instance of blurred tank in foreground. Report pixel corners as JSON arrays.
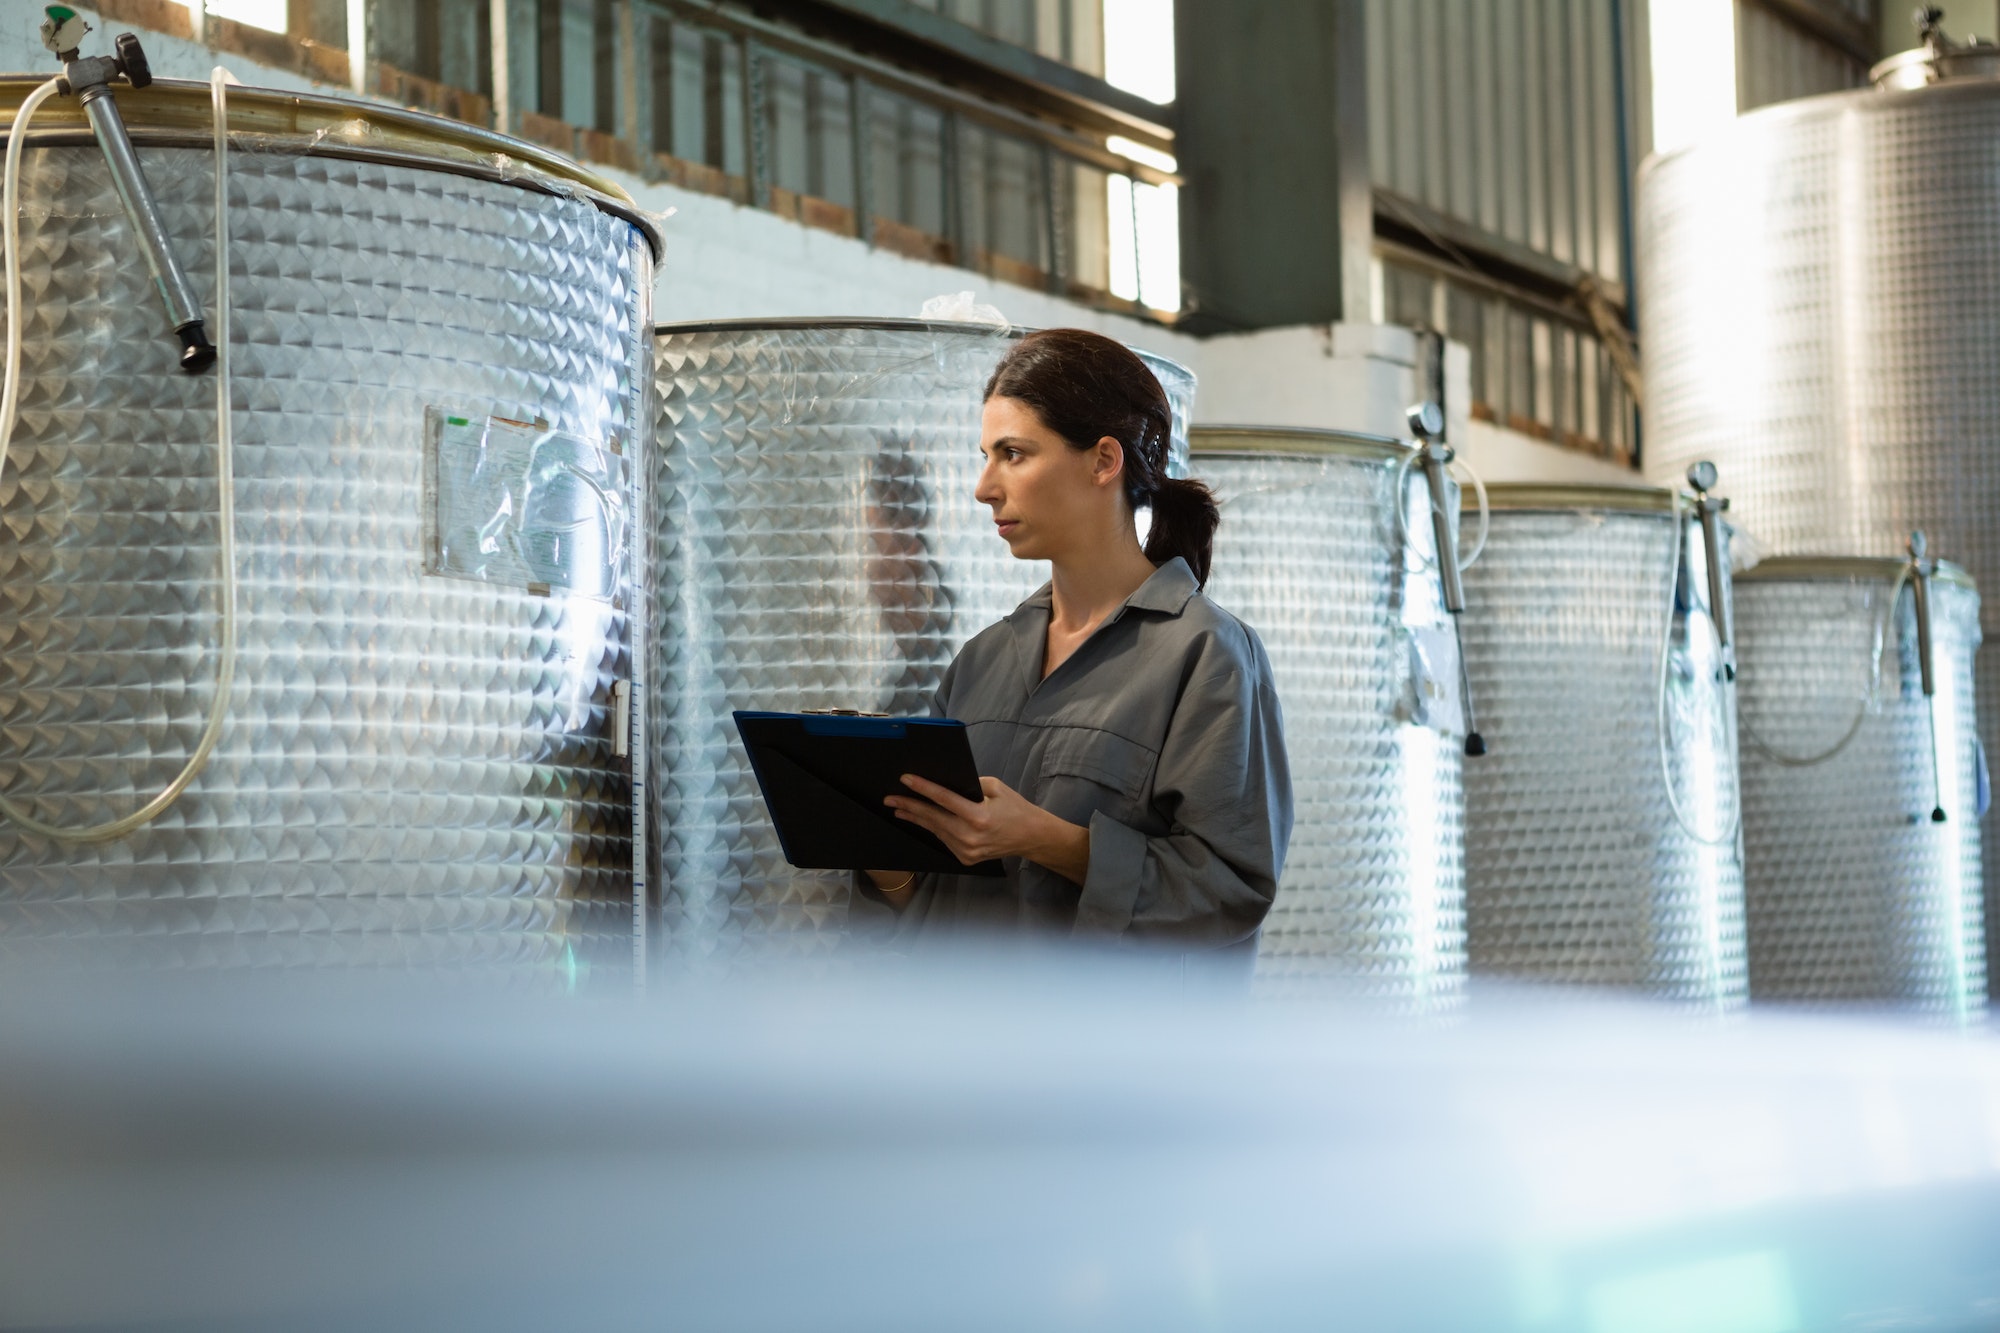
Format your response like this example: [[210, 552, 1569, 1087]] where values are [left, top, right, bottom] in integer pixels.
[[2, 953, 1997, 1330]]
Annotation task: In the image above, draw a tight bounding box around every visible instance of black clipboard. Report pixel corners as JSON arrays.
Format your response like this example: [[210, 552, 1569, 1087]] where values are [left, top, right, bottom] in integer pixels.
[[732, 711, 1005, 877]]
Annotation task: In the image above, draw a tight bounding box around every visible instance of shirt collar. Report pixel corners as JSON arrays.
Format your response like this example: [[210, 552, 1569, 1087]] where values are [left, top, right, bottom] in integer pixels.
[[1016, 557, 1199, 621]]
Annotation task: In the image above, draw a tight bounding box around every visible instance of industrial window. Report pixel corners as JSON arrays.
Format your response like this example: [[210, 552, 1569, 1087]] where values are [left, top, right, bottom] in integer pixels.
[[1382, 255, 1637, 465], [957, 122, 1051, 284], [534, 0, 614, 129], [763, 56, 856, 212], [870, 91, 949, 246], [650, 17, 746, 182]]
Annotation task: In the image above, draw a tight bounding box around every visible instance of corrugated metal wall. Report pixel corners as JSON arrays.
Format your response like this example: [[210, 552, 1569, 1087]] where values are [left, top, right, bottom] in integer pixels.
[[1366, 0, 1639, 287], [1364, 0, 1647, 463], [1735, 0, 1873, 112]]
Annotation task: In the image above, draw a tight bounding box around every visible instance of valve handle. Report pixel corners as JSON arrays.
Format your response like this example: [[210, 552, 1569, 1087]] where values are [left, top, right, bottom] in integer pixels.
[[115, 32, 152, 88]]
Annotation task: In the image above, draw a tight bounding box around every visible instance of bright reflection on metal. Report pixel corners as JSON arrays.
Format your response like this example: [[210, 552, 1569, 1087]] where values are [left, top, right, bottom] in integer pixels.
[[1195, 436, 1466, 1008], [1460, 500, 1749, 1005], [1734, 566, 1986, 1018]]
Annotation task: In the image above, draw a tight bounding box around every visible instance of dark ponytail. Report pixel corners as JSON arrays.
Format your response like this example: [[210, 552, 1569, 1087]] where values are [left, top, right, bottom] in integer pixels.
[[983, 328, 1220, 585]]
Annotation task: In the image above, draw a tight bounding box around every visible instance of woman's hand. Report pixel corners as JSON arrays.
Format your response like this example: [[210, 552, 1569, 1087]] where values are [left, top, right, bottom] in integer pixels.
[[886, 775, 1091, 885]]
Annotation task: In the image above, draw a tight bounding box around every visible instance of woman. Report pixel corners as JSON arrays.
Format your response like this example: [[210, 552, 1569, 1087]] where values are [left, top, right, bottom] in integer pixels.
[[853, 328, 1292, 963]]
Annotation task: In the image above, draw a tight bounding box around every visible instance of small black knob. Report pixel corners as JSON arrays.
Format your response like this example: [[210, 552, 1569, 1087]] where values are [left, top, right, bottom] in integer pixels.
[[176, 323, 216, 374], [115, 32, 151, 88]]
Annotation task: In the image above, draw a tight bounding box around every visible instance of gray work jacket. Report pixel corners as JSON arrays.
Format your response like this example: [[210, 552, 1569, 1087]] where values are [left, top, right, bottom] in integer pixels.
[[851, 557, 1293, 958]]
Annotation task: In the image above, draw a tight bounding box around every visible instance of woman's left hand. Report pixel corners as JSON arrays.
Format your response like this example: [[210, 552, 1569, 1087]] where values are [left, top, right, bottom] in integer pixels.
[[887, 775, 1090, 882]]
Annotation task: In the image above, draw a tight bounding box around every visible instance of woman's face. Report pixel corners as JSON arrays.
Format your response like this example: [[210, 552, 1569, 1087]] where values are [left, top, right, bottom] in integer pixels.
[[975, 396, 1126, 563]]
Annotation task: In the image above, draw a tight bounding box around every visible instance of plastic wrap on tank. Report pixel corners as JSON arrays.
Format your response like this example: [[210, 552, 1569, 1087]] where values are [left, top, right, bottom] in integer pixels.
[[1734, 559, 1986, 1016], [1194, 430, 1466, 1009], [648, 319, 1195, 962]]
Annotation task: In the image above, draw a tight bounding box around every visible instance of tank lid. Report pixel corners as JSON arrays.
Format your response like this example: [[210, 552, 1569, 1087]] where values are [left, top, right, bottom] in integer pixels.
[[0, 75, 662, 259], [1474, 482, 1678, 514], [1736, 555, 1976, 589], [1189, 425, 1412, 463], [1871, 9, 2000, 89]]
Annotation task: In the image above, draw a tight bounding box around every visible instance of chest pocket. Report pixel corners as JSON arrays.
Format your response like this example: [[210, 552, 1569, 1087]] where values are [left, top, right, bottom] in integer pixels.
[[1039, 728, 1158, 804]]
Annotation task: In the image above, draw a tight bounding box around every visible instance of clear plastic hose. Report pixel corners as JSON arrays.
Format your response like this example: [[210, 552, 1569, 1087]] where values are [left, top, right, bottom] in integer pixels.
[[1656, 498, 1741, 848], [0, 78, 61, 494], [1391, 445, 1489, 572], [0, 68, 238, 843], [1738, 563, 1911, 769]]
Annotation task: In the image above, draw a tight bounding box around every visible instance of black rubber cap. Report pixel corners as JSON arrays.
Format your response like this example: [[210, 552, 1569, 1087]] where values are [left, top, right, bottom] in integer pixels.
[[1464, 731, 1487, 757], [1933, 807, 1949, 823], [176, 323, 216, 374], [115, 33, 153, 88]]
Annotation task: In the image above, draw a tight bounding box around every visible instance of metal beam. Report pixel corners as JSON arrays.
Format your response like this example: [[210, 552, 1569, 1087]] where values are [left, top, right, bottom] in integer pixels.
[[738, 0, 1174, 153], [1373, 189, 1629, 316], [1739, 0, 1879, 66], [1334, 0, 1371, 325], [1174, 0, 1362, 331], [489, 0, 512, 132]]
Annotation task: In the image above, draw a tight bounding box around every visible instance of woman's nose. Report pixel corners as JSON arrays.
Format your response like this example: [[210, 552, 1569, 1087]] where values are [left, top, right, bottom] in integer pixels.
[[974, 459, 1001, 505]]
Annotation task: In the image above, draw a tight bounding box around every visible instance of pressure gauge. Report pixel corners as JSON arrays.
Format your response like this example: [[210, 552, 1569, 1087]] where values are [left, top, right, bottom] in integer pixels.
[[40, 5, 92, 58]]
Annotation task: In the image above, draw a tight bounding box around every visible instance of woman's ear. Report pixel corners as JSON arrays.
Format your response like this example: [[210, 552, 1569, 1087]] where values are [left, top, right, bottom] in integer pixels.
[[1092, 436, 1126, 489]]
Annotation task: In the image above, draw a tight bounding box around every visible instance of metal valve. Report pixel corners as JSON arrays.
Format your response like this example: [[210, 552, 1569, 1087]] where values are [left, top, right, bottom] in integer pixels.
[[1907, 530, 1947, 823], [1684, 460, 1735, 680], [1407, 334, 1485, 757], [41, 12, 215, 373]]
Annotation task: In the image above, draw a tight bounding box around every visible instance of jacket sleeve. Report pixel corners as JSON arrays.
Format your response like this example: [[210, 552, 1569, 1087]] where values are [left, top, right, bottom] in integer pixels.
[[1071, 634, 1293, 948]]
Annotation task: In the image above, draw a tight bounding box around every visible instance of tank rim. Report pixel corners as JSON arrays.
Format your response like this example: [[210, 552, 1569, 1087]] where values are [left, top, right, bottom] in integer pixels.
[[0, 74, 662, 259], [653, 317, 1197, 383], [1190, 425, 1412, 463], [656, 316, 1018, 337], [1474, 482, 1678, 514], [1737, 555, 1976, 590], [1638, 75, 2000, 179]]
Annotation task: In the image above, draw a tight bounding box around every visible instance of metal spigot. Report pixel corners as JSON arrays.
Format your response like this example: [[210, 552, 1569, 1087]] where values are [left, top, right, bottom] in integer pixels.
[[39, 10, 215, 373], [1684, 460, 1735, 681], [1406, 391, 1485, 758], [1917, 5, 1951, 49], [1907, 530, 1947, 823]]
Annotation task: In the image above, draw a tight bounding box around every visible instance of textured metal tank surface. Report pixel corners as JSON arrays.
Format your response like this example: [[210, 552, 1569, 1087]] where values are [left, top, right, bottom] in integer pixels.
[[0, 78, 656, 968], [1194, 429, 1465, 1008], [1459, 486, 1748, 1005], [649, 319, 1194, 960], [1734, 559, 1986, 1017], [1638, 67, 2000, 975]]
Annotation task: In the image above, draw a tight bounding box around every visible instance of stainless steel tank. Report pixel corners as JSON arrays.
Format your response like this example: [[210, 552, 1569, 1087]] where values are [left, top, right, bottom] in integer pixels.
[[648, 319, 1194, 960], [1733, 557, 1986, 1017], [1193, 428, 1466, 1008], [1459, 485, 1748, 1005], [0, 77, 658, 968], [1638, 41, 2000, 974]]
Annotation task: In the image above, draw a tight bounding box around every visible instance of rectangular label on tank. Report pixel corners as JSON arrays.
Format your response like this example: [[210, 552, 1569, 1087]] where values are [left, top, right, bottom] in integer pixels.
[[423, 409, 629, 604]]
